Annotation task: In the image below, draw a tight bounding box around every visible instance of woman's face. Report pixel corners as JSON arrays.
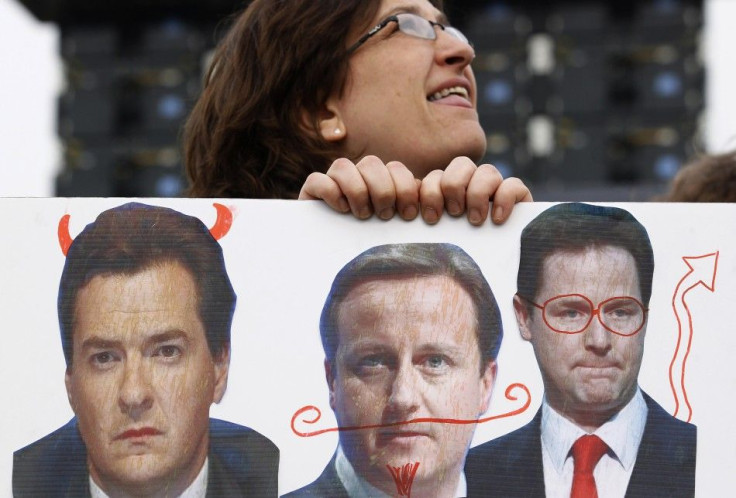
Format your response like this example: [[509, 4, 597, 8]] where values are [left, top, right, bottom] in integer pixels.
[[328, 0, 486, 178]]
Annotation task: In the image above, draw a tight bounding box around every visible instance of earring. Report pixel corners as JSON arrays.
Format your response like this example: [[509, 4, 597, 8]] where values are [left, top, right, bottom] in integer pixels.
[[334, 128, 342, 135]]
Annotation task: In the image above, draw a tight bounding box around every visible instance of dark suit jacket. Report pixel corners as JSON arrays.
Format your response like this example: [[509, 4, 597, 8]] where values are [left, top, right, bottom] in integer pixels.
[[13, 417, 279, 497], [465, 392, 696, 497], [282, 455, 349, 498]]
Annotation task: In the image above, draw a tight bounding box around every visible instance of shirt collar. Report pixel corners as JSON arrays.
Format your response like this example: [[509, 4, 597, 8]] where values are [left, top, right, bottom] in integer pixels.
[[541, 388, 648, 475], [90, 456, 209, 498], [335, 445, 468, 497]]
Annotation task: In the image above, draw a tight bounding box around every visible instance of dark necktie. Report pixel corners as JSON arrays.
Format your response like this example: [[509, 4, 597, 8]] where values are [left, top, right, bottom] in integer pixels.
[[570, 434, 608, 498]]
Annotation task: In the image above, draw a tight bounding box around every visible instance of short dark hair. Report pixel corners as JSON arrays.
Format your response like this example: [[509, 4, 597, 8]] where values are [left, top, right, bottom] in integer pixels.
[[320, 243, 502, 372], [184, 0, 443, 199], [517, 203, 654, 306], [58, 203, 236, 368]]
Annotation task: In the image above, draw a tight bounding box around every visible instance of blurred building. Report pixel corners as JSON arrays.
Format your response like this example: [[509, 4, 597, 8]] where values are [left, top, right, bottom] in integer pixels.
[[19, 0, 705, 200]]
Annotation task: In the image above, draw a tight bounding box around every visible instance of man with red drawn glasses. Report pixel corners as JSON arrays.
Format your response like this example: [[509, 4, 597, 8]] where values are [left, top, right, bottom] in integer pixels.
[[466, 202, 696, 497], [13, 203, 278, 497]]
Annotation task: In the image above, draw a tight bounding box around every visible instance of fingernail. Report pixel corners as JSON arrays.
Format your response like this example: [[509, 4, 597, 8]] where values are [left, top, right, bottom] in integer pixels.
[[338, 198, 350, 213], [402, 205, 418, 220], [379, 207, 395, 220], [469, 208, 482, 225], [447, 200, 461, 216], [423, 207, 439, 224], [359, 207, 372, 219], [493, 206, 504, 223]]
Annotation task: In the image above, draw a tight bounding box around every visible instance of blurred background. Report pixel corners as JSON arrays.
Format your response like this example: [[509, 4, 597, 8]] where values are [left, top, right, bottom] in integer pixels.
[[1, 0, 734, 200]]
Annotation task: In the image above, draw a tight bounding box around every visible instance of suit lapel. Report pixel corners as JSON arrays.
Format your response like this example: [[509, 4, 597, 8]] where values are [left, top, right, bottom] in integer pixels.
[[206, 453, 245, 498], [465, 409, 545, 497], [514, 409, 546, 497], [312, 454, 350, 498], [625, 392, 696, 498]]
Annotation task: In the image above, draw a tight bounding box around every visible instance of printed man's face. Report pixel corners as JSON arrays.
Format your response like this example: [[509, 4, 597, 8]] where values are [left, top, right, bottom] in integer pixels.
[[65, 261, 229, 496], [327, 276, 495, 494], [515, 246, 646, 429]]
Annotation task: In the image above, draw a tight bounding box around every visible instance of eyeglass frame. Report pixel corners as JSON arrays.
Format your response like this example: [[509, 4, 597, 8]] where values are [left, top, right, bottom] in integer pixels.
[[517, 293, 649, 337], [347, 12, 471, 54]]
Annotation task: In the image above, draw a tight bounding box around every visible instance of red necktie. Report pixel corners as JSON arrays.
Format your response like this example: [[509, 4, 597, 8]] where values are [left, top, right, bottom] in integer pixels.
[[570, 434, 608, 498]]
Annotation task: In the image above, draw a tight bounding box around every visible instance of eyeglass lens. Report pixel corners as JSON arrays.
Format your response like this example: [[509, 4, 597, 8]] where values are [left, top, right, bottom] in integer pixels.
[[395, 13, 469, 44], [542, 295, 645, 336]]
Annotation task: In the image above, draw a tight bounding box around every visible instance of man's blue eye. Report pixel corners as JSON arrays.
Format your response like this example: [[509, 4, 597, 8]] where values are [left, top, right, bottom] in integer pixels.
[[426, 355, 446, 368], [360, 355, 385, 368], [608, 308, 634, 318]]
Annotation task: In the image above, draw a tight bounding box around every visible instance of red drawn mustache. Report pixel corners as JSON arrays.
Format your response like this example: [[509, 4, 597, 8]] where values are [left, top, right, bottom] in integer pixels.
[[291, 382, 531, 438]]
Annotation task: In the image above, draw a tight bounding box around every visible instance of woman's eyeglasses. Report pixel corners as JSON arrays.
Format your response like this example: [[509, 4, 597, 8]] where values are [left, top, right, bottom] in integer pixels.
[[348, 12, 471, 54]]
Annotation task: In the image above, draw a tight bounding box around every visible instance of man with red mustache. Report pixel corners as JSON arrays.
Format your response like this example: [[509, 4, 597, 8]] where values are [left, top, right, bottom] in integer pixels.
[[13, 203, 278, 497], [466, 203, 696, 497], [286, 243, 502, 498]]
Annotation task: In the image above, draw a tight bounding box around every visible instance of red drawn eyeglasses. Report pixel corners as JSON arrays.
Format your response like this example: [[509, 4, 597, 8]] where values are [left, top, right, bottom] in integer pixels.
[[518, 293, 648, 337]]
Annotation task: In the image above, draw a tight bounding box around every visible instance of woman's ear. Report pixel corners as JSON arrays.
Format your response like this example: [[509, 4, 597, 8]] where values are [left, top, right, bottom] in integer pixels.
[[301, 96, 346, 142]]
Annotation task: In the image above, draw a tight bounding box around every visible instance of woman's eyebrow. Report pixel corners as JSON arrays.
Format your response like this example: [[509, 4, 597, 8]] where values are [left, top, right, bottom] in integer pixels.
[[378, 4, 447, 23], [379, 4, 420, 18]]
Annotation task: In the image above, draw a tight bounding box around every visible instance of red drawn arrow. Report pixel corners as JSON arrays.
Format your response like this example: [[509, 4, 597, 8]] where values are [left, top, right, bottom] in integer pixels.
[[669, 251, 719, 422]]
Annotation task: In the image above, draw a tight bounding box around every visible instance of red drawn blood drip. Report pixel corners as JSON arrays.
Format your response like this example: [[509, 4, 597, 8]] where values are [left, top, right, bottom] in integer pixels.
[[387, 462, 420, 497]]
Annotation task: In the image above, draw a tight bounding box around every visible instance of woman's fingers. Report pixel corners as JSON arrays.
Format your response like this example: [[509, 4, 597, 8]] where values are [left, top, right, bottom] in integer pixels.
[[419, 170, 445, 224], [301, 156, 534, 224], [386, 161, 420, 220], [439, 157, 476, 216], [354, 156, 398, 220], [464, 164, 504, 225], [298, 172, 350, 213], [299, 157, 421, 220], [489, 176, 533, 224], [421, 161, 533, 225]]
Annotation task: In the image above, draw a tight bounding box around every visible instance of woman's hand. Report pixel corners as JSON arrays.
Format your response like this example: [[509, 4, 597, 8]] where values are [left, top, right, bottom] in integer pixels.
[[299, 156, 532, 224], [299, 156, 420, 221], [420, 157, 533, 225]]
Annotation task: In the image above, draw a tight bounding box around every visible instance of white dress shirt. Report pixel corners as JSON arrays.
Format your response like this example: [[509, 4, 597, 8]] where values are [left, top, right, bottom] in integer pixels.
[[335, 445, 468, 498], [540, 388, 648, 498], [90, 456, 209, 498]]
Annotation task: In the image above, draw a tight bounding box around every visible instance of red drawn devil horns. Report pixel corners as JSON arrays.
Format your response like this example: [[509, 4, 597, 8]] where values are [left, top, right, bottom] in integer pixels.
[[57, 203, 233, 256], [58, 214, 73, 257], [209, 202, 234, 241]]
